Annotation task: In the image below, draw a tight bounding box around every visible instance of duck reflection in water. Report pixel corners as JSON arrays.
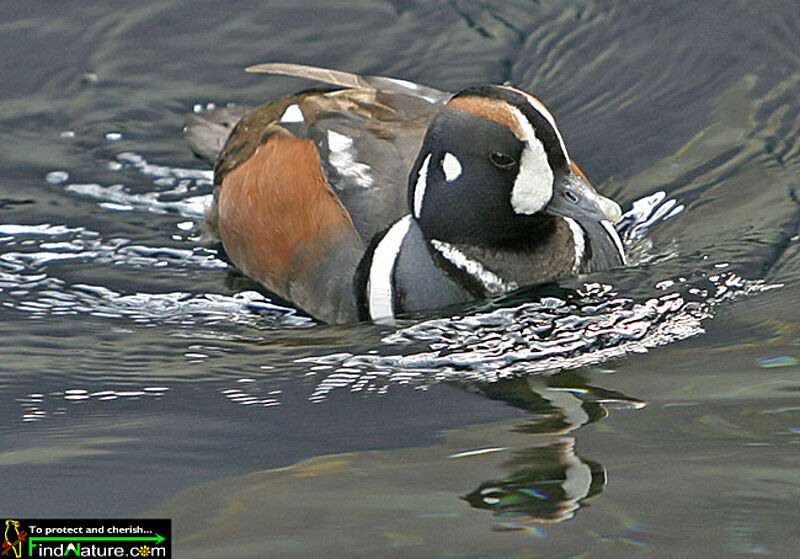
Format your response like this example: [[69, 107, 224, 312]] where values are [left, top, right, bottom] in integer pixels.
[[462, 372, 644, 526]]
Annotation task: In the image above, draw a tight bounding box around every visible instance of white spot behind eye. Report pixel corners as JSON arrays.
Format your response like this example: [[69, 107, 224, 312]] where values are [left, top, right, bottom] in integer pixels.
[[413, 154, 431, 218], [442, 152, 462, 182], [279, 104, 304, 124]]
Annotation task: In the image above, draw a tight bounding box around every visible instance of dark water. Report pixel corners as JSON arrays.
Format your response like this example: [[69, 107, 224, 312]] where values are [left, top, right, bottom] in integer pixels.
[[2, 1, 800, 557]]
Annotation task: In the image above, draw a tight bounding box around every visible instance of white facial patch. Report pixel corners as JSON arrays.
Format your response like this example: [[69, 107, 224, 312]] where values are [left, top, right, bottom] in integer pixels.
[[367, 215, 413, 320], [279, 104, 304, 124], [441, 152, 462, 182], [507, 105, 554, 215], [535, 383, 590, 433], [413, 154, 431, 218], [563, 217, 586, 274], [327, 129, 373, 188]]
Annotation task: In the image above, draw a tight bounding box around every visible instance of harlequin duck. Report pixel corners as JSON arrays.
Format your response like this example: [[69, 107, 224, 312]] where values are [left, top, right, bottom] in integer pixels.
[[186, 64, 625, 323]]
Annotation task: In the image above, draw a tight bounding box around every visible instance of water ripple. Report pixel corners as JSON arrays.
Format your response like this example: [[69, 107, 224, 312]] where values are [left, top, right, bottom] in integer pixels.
[[3, 28, 800, 412], [303, 272, 774, 402]]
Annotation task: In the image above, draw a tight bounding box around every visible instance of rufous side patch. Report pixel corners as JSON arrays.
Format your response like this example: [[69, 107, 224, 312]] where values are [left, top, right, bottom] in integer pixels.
[[217, 135, 357, 294]]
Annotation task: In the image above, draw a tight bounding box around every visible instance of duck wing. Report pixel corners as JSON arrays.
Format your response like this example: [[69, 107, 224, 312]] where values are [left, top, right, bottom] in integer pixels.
[[245, 62, 448, 104], [196, 64, 449, 246], [299, 88, 434, 241], [241, 63, 451, 240]]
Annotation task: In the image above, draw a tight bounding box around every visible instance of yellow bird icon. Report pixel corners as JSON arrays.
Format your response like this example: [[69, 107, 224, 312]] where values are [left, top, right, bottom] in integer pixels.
[[2, 520, 23, 559]]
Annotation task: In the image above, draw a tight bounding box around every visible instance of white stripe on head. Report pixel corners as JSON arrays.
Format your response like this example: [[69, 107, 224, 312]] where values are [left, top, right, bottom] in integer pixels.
[[499, 85, 570, 164], [442, 152, 462, 182], [507, 105, 554, 215], [413, 154, 431, 218], [563, 217, 586, 274], [367, 216, 413, 320]]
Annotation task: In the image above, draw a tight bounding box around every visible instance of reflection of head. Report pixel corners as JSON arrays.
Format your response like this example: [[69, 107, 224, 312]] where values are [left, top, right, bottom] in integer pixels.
[[464, 438, 605, 524], [462, 371, 642, 525], [475, 373, 644, 436]]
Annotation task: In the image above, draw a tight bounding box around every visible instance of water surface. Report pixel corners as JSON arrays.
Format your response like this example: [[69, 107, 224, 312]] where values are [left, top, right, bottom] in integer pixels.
[[2, 1, 800, 557]]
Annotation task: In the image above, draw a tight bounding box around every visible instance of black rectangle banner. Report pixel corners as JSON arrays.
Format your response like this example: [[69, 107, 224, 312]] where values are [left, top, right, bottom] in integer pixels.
[[2, 518, 170, 558]]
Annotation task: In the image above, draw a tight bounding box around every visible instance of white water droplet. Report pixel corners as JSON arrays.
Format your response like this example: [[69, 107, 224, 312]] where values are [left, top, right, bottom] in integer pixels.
[[45, 171, 69, 185]]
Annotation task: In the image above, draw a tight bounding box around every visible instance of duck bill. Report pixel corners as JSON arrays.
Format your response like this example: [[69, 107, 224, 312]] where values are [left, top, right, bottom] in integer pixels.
[[544, 171, 622, 223]]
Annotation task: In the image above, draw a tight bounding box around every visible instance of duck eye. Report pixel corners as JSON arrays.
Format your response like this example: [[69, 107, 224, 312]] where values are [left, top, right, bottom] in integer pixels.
[[490, 151, 516, 169]]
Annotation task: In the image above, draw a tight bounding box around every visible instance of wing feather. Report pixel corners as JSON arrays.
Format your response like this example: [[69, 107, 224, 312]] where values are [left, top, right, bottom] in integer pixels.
[[246, 62, 447, 103]]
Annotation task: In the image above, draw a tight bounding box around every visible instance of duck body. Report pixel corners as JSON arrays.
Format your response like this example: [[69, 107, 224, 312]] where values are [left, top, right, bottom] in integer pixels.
[[187, 64, 625, 323], [355, 215, 586, 320]]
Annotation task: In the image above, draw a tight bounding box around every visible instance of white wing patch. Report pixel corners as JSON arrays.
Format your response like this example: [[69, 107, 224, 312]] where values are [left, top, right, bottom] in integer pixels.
[[279, 104, 304, 124], [367, 216, 413, 320], [327, 129, 352, 152], [508, 105, 554, 215], [442, 152, 462, 182], [413, 154, 431, 218], [430, 239, 517, 296], [327, 130, 373, 188]]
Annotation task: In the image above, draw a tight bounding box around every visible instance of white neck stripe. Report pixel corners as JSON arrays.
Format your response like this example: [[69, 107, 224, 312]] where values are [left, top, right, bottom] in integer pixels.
[[367, 216, 412, 320], [430, 239, 516, 296], [563, 217, 585, 274], [601, 220, 627, 265]]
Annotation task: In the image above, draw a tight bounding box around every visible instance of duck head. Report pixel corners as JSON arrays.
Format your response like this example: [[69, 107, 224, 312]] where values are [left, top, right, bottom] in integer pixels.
[[408, 85, 620, 245]]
